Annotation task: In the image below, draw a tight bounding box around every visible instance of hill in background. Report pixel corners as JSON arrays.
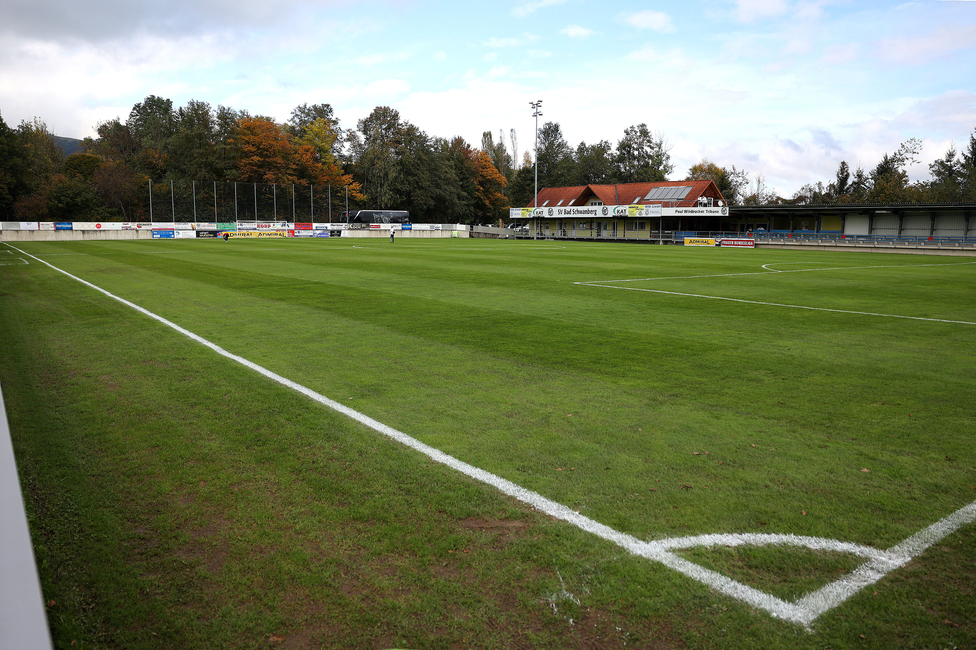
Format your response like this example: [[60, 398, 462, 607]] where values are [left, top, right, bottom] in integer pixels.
[[54, 135, 85, 157]]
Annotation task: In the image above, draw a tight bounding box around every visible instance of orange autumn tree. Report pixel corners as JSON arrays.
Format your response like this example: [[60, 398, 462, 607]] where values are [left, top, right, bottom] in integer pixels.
[[471, 148, 509, 220], [295, 118, 363, 199], [236, 115, 362, 199], [236, 117, 297, 184]]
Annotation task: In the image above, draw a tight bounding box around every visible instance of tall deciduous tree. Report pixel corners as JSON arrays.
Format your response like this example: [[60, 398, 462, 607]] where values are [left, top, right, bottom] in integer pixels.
[[535, 121, 571, 189], [170, 100, 218, 180], [868, 138, 923, 203], [93, 161, 144, 220], [686, 159, 748, 205], [235, 117, 297, 184], [0, 112, 28, 218], [18, 117, 63, 194], [614, 124, 673, 183], [572, 140, 614, 185], [927, 145, 963, 202], [353, 106, 404, 208]]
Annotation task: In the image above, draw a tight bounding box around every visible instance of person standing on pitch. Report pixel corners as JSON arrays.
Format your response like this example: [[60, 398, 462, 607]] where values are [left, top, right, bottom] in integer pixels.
[[390, 226, 395, 243]]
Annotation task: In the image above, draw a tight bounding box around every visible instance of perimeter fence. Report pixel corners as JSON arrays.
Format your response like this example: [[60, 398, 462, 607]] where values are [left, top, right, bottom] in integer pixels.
[[147, 181, 357, 223]]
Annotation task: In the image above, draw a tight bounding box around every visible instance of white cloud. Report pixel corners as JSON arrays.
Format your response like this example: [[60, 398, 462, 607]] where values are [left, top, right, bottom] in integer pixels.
[[877, 23, 976, 65], [733, 0, 790, 23], [821, 43, 859, 65], [355, 52, 410, 67], [511, 0, 570, 18], [560, 25, 594, 38], [484, 37, 522, 48], [621, 10, 675, 32], [362, 79, 411, 97]]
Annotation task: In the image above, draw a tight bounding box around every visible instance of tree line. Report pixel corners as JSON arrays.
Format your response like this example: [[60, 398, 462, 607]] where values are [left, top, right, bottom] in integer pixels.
[[1, 96, 974, 223]]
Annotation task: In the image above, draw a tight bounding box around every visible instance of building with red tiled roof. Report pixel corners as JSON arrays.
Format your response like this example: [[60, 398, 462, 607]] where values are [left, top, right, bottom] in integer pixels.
[[527, 180, 727, 209], [512, 180, 734, 241]]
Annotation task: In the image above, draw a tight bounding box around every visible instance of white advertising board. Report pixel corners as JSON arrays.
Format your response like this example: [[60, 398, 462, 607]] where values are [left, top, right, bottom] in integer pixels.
[[74, 222, 123, 231]]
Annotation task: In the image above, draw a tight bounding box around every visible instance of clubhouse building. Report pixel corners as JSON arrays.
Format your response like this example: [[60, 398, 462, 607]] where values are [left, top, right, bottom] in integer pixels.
[[511, 181, 733, 240]]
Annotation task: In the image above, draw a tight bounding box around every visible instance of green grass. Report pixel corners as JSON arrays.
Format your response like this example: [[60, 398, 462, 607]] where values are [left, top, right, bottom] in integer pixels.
[[1, 237, 974, 649]]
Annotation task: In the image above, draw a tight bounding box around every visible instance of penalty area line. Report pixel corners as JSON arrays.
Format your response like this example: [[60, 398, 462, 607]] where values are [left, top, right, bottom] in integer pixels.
[[575, 281, 976, 326], [8, 240, 976, 629]]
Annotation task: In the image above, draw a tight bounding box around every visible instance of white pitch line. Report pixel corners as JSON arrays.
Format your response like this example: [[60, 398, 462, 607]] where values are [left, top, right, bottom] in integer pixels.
[[576, 282, 976, 325], [6, 241, 976, 628], [586, 259, 976, 284]]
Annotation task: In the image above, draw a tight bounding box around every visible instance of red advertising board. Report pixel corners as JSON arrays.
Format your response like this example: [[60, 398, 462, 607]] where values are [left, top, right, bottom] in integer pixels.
[[294, 223, 313, 230]]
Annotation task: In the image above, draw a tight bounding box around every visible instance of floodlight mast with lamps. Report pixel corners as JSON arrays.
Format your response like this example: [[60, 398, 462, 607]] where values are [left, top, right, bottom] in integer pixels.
[[530, 100, 542, 240]]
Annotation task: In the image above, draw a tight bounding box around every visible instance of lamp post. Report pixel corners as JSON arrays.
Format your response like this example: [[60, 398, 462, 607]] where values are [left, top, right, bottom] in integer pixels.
[[530, 99, 542, 241]]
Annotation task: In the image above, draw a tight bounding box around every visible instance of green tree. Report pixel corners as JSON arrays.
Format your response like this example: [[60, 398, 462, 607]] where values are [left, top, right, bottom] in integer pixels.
[[481, 130, 511, 180], [0, 111, 28, 218], [868, 138, 922, 203], [288, 103, 342, 146], [959, 128, 976, 201], [534, 121, 571, 190], [63, 153, 103, 181], [614, 124, 673, 183], [571, 140, 614, 185], [128, 95, 175, 151], [834, 161, 851, 197], [353, 107, 405, 208], [686, 159, 748, 205], [927, 145, 963, 202], [18, 117, 63, 194], [395, 127, 458, 221], [93, 161, 144, 220], [45, 175, 99, 220], [169, 100, 218, 180], [87, 118, 139, 164]]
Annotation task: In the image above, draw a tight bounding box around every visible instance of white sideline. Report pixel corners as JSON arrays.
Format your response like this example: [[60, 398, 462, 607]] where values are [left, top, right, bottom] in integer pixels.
[[6, 242, 976, 629]]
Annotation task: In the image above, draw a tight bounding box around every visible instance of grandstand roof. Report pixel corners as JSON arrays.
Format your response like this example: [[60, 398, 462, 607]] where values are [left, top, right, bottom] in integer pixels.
[[528, 180, 726, 208]]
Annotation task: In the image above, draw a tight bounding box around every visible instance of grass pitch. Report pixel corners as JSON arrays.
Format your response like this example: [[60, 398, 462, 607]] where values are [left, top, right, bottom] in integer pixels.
[[1, 237, 974, 649]]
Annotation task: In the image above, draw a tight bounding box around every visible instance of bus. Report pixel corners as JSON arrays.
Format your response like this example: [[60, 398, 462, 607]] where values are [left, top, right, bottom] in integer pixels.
[[341, 210, 410, 225]]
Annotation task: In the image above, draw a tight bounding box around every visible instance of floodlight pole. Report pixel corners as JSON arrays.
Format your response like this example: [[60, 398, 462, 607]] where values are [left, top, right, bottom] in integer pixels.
[[530, 100, 542, 241]]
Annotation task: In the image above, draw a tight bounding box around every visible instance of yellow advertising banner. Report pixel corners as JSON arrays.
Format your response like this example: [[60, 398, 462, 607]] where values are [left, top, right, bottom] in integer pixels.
[[685, 238, 716, 246], [229, 230, 291, 238]]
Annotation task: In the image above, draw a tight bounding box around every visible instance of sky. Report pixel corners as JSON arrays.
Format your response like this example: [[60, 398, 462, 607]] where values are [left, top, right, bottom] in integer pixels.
[[1, 0, 975, 197]]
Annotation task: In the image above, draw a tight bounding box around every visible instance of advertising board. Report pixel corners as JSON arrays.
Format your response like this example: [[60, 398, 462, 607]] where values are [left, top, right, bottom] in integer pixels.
[[685, 238, 717, 246], [718, 238, 756, 248], [228, 230, 292, 238], [151, 229, 175, 238], [74, 222, 123, 231]]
